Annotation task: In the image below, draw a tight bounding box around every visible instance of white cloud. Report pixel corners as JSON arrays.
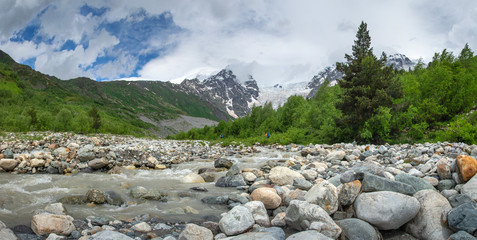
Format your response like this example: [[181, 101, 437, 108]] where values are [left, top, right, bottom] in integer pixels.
[[0, 0, 476, 85]]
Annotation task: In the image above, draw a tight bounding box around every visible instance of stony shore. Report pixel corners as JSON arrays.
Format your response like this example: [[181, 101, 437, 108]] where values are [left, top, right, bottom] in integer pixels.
[[0, 132, 477, 240]]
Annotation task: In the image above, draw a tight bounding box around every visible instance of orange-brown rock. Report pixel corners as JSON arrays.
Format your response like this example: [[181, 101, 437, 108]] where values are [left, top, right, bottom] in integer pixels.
[[457, 155, 477, 182], [250, 187, 282, 209]]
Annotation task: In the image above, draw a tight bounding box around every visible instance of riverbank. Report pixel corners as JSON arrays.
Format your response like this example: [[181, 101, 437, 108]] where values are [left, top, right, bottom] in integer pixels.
[[0, 132, 476, 239]]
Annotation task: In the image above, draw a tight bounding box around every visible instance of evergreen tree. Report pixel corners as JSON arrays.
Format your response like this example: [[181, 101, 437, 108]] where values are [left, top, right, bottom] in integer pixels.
[[89, 106, 101, 132], [335, 21, 397, 143]]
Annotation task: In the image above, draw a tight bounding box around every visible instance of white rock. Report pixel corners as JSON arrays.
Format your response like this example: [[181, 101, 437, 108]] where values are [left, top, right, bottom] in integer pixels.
[[131, 222, 152, 232], [269, 166, 304, 186], [178, 223, 213, 240], [304, 180, 339, 215], [181, 173, 205, 184], [326, 151, 346, 162], [244, 201, 270, 227], [219, 206, 254, 236]]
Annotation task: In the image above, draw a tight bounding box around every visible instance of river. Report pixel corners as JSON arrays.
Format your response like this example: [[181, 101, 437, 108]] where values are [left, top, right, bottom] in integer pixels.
[[0, 146, 297, 227]]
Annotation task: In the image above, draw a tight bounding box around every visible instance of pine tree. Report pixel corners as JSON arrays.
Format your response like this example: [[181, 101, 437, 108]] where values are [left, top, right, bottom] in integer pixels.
[[335, 21, 398, 143], [89, 106, 101, 132]]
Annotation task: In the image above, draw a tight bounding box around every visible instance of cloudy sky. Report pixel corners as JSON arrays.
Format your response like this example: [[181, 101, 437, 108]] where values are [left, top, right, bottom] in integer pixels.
[[1, 0, 476, 86]]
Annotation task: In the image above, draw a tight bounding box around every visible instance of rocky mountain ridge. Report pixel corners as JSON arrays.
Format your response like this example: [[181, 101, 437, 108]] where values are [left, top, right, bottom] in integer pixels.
[[306, 53, 417, 98], [179, 69, 260, 118]]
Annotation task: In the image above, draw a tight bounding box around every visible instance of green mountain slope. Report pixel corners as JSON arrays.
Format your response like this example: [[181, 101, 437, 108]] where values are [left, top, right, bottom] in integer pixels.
[[0, 50, 224, 137]]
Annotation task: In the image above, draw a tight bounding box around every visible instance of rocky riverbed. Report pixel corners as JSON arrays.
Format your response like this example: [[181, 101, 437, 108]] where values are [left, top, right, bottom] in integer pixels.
[[0, 132, 477, 240]]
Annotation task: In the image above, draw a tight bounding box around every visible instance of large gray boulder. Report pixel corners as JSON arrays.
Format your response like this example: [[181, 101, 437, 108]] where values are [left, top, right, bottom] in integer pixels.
[[285, 200, 341, 239], [89, 230, 133, 240], [219, 205, 255, 236], [354, 191, 420, 230], [337, 218, 379, 240], [362, 173, 416, 195], [395, 174, 435, 192], [447, 202, 477, 234], [304, 180, 339, 215], [406, 190, 453, 240]]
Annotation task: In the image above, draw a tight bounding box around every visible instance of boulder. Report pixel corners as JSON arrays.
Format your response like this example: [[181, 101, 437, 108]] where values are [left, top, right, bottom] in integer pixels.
[[395, 174, 435, 192], [449, 194, 474, 208], [0, 159, 17, 171], [31, 213, 75, 236], [0, 220, 17, 240], [30, 158, 45, 168], [219, 205, 254, 236], [214, 158, 234, 169], [304, 180, 339, 215], [293, 178, 313, 190], [86, 189, 105, 204], [130, 186, 148, 199], [406, 189, 453, 240], [447, 202, 477, 234], [201, 195, 229, 205], [88, 158, 108, 170], [285, 200, 341, 239], [77, 145, 95, 162], [131, 222, 152, 232], [337, 218, 379, 240], [362, 173, 416, 195], [448, 231, 477, 240], [437, 161, 452, 179], [178, 223, 213, 240], [326, 151, 346, 162], [89, 230, 133, 240], [44, 203, 67, 215], [219, 227, 285, 240], [269, 167, 305, 186], [461, 174, 477, 201], [456, 155, 477, 182], [182, 173, 205, 184], [244, 201, 270, 227], [271, 212, 286, 227], [249, 187, 282, 209], [242, 172, 257, 182], [286, 230, 332, 240], [338, 180, 361, 206], [354, 191, 420, 230], [215, 175, 247, 187], [104, 191, 125, 206]]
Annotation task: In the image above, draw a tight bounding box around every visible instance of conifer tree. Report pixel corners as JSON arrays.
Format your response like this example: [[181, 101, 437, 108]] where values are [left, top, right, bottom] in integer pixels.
[[335, 21, 397, 142]]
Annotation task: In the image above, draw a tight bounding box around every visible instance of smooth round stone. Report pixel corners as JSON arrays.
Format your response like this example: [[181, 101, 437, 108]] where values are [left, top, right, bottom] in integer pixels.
[[354, 191, 420, 230], [337, 218, 379, 240]]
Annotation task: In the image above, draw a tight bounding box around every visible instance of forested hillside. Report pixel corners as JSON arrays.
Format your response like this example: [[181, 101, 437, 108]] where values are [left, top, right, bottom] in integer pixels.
[[171, 22, 477, 145], [0, 50, 222, 137]]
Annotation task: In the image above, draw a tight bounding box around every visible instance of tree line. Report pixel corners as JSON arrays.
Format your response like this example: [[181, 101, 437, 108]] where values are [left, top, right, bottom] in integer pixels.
[[171, 22, 477, 145]]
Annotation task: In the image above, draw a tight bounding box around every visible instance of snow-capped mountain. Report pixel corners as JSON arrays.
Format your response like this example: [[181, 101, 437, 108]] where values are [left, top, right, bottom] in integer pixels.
[[305, 65, 343, 98], [306, 53, 416, 98], [386, 53, 416, 71], [258, 82, 310, 109], [179, 69, 260, 118]]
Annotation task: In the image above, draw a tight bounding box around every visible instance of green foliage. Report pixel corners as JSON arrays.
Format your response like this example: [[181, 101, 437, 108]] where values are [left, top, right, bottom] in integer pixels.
[[88, 106, 101, 132], [171, 27, 477, 146], [335, 22, 398, 143]]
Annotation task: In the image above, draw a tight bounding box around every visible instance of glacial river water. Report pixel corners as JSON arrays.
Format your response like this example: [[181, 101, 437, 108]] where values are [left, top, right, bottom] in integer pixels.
[[0, 147, 297, 227]]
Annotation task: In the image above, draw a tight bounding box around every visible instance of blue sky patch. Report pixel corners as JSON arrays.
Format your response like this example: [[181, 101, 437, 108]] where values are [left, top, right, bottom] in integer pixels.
[[80, 4, 108, 17], [60, 40, 77, 51]]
